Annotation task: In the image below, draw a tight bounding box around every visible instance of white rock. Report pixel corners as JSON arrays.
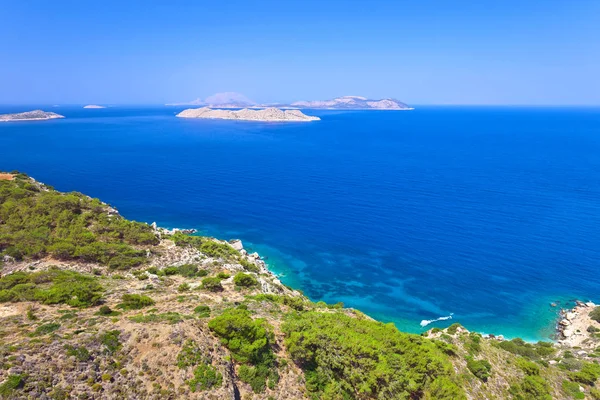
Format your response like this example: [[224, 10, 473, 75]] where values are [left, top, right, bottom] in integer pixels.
[[230, 239, 244, 251]]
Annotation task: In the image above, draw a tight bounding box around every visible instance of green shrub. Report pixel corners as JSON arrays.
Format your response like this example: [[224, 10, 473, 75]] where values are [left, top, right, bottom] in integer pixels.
[[117, 294, 155, 310], [569, 362, 600, 385], [208, 308, 277, 393], [563, 380, 585, 399], [201, 277, 223, 292], [233, 272, 258, 288], [590, 387, 600, 399], [0, 270, 103, 307], [496, 338, 555, 360], [0, 374, 25, 396], [510, 375, 552, 400], [66, 345, 91, 361], [467, 357, 492, 381], [177, 340, 205, 369], [199, 241, 238, 259], [130, 312, 183, 324], [282, 311, 464, 399], [216, 272, 231, 279], [193, 305, 211, 318], [187, 363, 223, 392], [178, 283, 191, 292], [99, 330, 121, 354], [96, 305, 120, 316], [239, 258, 260, 273], [590, 307, 600, 323], [33, 322, 60, 336], [516, 357, 541, 376], [446, 323, 462, 335]]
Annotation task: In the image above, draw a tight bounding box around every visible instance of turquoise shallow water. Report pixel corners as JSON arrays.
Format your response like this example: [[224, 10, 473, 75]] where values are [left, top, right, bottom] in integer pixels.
[[1, 105, 599, 340]]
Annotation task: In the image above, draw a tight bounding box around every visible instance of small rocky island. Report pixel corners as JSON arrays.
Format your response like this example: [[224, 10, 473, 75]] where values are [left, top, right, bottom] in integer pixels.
[[176, 107, 320, 122], [83, 105, 106, 109], [0, 110, 65, 122]]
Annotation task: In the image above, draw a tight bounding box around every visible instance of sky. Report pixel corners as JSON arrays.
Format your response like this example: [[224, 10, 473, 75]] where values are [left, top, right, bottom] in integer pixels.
[[1, 0, 599, 105]]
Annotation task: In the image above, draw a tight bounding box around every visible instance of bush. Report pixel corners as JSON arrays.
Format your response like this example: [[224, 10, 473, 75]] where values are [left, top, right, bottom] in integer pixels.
[[467, 357, 492, 381], [188, 363, 223, 392], [201, 277, 223, 292], [208, 308, 277, 393], [117, 294, 155, 310], [0, 270, 104, 307], [282, 311, 464, 399], [446, 323, 462, 335], [99, 330, 121, 354], [0, 374, 25, 396], [199, 241, 238, 259], [233, 272, 258, 288], [569, 362, 600, 385], [239, 258, 260, 273], [510, 375, 552, 400], [96, 305, 120, 316], [496, 338, 555, 360], [130, 312, 183, 324], [563, 380, 585, 399], [194, 305, 211, 318], [178, 283, 191, 292], [32, 323, 60, 336], [591, 307, 600, 323], [0, 176, 157, 267], [66, 345, 91, 361]]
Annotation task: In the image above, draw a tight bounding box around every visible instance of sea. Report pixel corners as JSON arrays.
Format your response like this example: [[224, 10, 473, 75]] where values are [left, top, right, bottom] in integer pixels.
[[1, 105, 599, 341]]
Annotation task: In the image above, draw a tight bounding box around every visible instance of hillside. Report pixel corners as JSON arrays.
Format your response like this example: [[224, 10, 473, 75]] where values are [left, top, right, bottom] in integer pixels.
[[1, 172, 599, 399]]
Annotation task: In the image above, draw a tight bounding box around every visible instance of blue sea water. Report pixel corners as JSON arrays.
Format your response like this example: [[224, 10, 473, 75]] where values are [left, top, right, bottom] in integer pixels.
[[1, 105, 600, 340]]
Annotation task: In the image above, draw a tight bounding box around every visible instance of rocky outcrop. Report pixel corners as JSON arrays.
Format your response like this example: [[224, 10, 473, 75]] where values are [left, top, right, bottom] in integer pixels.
[[0, 110, 65, 122], [557, 301, 600, 348], [176, 107, 320, 122]]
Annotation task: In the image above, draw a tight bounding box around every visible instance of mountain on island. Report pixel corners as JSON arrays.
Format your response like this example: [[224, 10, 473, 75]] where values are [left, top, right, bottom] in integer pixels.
[[167, 92, 255, 108], [290, 95, 412, 110]]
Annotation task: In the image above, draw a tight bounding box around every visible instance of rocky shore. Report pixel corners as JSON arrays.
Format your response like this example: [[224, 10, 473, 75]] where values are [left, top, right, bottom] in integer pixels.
[[176, 107, 320, 122], [0, 110, 65, 122], [557, 300, 600, 348]]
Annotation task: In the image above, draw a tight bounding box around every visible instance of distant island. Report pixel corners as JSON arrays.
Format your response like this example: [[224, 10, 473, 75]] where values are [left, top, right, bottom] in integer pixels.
[[83, 105, 106, 109], [167, 92, 255, 108], [176, 107, 320, 122], [291, 95, 413, 110], [167, 92, 412, 110], [0, 110, 65, 122]]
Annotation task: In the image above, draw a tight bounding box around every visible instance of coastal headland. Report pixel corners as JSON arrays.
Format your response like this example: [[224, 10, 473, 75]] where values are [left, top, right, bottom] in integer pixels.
[[0, 172, 599, 399]]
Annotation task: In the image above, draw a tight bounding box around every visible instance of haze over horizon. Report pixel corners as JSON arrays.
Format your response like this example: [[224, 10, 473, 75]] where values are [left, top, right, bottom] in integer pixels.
[[1, 0, 599, 106]]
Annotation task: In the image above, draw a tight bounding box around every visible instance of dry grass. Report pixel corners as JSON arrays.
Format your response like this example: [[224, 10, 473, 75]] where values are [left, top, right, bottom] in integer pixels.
[[0, 173, 14, 181]]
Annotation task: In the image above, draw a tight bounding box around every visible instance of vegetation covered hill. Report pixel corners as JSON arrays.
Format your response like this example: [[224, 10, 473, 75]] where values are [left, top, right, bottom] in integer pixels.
[[0, 172, 599, 399]]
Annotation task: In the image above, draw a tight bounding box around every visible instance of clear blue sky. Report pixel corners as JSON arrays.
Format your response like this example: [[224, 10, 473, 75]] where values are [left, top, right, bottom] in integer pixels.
[[1, 0, 599, 105]]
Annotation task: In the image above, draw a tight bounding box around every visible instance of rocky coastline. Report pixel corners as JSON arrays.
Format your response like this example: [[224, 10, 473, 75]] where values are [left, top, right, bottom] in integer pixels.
[[0, 110, 65, 122], [556, 300, 600, 348], [176, 107, 320, 122]]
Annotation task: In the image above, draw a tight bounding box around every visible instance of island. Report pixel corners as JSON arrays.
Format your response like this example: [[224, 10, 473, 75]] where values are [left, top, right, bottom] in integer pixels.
[[176, 107, 320, 122], [83, 105, 106, 109], [1, 172, 599, 400], [291, 95, 413, 110], [0, 110, 65, 122], [167, 92, 413, 110]]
